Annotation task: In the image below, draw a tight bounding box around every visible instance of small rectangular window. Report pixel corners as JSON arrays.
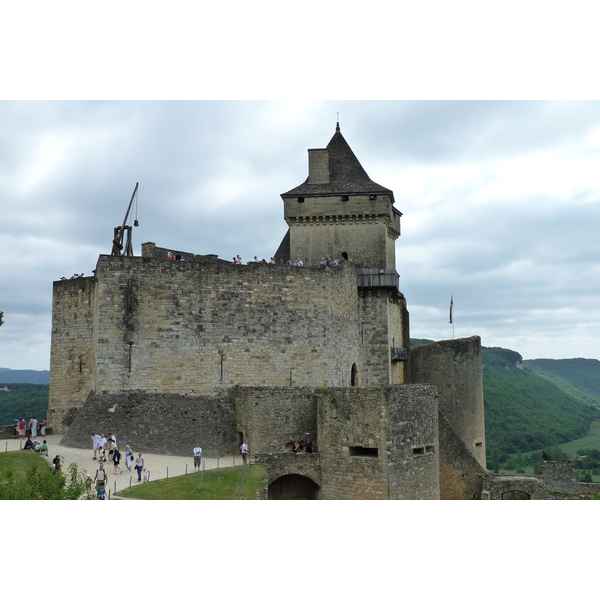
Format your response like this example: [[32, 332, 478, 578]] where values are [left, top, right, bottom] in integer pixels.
[[342, 195, 349, 202], [297, 197, 305, 203], [349, 446, 378, 458], [413, 446, 425, 457]]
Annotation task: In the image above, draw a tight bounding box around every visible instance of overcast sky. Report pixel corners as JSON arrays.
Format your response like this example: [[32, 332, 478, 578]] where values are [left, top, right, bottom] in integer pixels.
[[1, 100, 599, 370]]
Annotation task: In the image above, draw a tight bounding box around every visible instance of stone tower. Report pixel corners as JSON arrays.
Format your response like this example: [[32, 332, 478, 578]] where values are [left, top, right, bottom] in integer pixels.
[[277, 123, 409, 386], [278, 123, 402, 269]]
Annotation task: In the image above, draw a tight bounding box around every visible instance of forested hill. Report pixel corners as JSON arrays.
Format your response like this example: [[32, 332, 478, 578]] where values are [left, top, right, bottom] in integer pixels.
[[523, 358, 600, 408], [410, 340, 600, 457], [0, 368, 49, 384]]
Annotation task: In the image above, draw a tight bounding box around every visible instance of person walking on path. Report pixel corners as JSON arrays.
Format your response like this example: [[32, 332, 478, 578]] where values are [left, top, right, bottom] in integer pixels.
[[193, 443, 203, 471], [112, 446, 123, 475], [92, 433, 101, 460], [135, 453, 144, 483], [124, 445, 134, 472], [241, 440, 249, 465], [94, 462, 108, 491]]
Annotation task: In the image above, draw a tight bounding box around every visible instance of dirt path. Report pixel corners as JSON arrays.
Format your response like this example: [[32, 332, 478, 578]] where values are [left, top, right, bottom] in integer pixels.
[[2, 434, 238, 498]]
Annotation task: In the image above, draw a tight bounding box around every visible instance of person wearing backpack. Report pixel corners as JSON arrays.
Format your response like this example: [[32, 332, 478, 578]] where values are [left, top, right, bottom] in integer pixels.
[[112, 446, 123, 475], [94, 462, 108, 492]]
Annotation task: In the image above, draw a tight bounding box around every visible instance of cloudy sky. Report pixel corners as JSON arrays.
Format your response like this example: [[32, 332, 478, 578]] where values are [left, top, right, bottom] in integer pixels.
[[1, 100, 599, 370]]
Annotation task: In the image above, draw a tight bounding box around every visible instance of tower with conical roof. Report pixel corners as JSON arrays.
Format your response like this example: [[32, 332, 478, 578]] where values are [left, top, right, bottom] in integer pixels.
[[277, 122, 409, 386], [279, 122, 402, 269]]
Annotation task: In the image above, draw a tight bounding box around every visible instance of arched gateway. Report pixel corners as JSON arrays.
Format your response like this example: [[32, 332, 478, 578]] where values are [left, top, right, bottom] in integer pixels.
[[268, 474, 320, 500]]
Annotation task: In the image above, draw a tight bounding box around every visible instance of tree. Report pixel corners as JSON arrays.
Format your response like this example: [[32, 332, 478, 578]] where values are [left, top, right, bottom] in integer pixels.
[[0, 459, 94, 500]]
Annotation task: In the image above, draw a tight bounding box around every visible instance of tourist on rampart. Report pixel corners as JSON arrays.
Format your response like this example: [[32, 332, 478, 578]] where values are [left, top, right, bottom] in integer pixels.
[[52, 455, 61, 472], [193, 442, 203, 470], [23, 435, 35, 450], [30, 416, 38, 437], [142, 468, 150, 483], [40, 439, 49, 456], [40, 418, 46, 436], [135, 453, 144, 483]]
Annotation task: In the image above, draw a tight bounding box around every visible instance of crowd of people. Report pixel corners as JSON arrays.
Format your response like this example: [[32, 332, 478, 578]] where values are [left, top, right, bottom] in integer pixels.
[[91, 432, 148, 489], [163, 249, 345, 268], [16, 415, 47, 439], [22, 434, 49, 455]]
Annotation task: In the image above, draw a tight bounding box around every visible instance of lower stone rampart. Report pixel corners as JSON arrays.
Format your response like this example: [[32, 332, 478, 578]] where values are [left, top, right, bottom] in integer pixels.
[[59, 390, 238, 458], [438, 410, 487, 499], [482, 461, 600, 499]]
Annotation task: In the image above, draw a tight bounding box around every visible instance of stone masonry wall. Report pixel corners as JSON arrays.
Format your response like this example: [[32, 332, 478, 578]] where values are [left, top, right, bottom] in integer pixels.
[[317, 385, 439, 500], [235, 385, 439, 500], [59, 390, 238, 457], [437, 410, 487, 499], [49, 252, 368, 431], [410, 336, 486, 468], [48, 277, 97, 432]]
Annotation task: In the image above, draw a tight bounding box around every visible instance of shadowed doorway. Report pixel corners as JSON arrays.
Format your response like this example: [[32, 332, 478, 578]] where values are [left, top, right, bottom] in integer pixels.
[[268, 474, 320, 499]]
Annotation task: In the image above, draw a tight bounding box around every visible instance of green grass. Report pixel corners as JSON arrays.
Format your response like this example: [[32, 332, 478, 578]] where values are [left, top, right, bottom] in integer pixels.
[[0, 450, 48, 478], [558, 421, 600, 456], [116, 463, 267, 500]]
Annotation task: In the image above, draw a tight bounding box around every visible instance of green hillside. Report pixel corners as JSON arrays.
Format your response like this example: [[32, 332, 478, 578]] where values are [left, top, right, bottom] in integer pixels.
[[409, 340, 600, 462], [0, 384, 49, 428], [523, 358, 600, 408], [481, 347, 598, 456]]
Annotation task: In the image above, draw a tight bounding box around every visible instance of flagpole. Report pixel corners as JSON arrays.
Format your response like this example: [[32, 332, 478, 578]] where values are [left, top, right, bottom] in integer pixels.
[[449, 294, 454, 339]]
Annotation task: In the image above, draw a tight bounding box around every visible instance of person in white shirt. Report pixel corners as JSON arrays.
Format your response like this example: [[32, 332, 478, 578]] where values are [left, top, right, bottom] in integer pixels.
[[241, 441, 249, 465], [193, 443, 203, 470], [92, 433, 101, 459]]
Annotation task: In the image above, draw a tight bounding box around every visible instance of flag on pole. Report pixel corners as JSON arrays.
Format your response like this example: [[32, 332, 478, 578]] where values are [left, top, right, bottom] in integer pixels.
[[449, 295, 453, 324]]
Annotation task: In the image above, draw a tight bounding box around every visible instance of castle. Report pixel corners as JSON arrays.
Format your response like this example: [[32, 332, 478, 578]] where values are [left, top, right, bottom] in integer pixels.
[[49, 123, 491, 499]]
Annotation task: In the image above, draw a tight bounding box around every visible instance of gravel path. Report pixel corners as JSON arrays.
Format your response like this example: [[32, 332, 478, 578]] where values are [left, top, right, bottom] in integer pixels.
[[2, 434, 238, 498]]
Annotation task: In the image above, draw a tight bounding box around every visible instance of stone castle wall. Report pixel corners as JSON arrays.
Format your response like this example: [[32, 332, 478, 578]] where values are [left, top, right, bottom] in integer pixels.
[[239, 385, 440, 500], [282, 194, 400, 269], [409, 336, 486, 467], [48, 277, 97, 430], [60, 390, 238, 457], [49, 251, 375, 432]]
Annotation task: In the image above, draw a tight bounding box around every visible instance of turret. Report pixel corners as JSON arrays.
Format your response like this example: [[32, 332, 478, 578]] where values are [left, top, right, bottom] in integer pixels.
[[278, 123, 402, 269]]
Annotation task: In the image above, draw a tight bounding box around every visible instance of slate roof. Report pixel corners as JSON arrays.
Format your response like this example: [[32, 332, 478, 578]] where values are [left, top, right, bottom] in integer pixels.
[[281, 124, 395, 202]]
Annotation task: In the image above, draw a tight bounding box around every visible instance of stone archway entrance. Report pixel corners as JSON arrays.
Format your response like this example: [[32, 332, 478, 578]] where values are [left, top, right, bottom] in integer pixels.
[[268, 474, 320, 500], [502, 490, 531, 500]]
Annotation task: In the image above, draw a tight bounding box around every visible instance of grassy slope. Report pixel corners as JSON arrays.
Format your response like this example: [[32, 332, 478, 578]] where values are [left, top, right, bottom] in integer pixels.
[[0, 383, 49, 428], [483, 347, 598, 455], [117, 464, 267, 500], [523, 358, 600, 408]]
